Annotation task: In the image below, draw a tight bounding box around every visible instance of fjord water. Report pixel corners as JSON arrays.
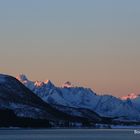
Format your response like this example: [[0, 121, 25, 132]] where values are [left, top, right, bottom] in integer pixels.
[[0, 129, 139, 140]]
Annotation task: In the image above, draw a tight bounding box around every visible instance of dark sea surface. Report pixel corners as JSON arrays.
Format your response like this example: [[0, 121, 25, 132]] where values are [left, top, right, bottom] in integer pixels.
[[0, 129, 140, 140]]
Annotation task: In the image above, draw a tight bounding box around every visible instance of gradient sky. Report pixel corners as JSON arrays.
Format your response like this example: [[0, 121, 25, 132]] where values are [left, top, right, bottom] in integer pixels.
[[0, 0, 140, 97]]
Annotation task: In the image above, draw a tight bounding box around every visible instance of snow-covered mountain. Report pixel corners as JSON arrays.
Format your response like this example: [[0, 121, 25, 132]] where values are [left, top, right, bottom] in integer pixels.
[[17, 74, 140, 121], [121, 93, 138, 100], [0, 74, 67, 120], [0, 74, 103, 125], [62, 81, 73, 88], [121, 93, 140, 112]]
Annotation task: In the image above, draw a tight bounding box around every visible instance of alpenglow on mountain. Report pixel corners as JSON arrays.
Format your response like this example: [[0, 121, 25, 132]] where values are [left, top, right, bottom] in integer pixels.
[[0, 74, 79, 120], [17, 74, 140, 121], [1, 74, 109, 127]]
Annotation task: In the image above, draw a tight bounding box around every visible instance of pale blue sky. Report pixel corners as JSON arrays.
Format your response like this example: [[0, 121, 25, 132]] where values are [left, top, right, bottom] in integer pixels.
[[0, 0, 140, 96]]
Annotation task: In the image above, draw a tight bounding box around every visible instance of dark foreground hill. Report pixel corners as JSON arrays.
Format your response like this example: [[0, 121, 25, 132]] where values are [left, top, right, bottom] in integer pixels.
[[0, 109, 51, 128]]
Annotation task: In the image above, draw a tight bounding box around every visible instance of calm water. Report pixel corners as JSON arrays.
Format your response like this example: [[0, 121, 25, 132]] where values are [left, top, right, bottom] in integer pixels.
[[0, 129, 140, 140]]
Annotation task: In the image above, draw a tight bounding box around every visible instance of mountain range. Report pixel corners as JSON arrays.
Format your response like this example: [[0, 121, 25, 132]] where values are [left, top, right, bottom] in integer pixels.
[[0, 74, 112, 128], [0, 73, 140, 128], [17, 74, 140, 121]]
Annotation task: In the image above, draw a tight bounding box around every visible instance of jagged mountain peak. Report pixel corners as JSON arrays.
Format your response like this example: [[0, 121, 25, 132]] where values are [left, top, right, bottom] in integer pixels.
[[44, 80, 55, 88], [62, 81, 73, 88], [44, 79, 50, 84], [17, 74, 55, 89], [121, 93, 138, 100], [34, 81, 44, 87], [17, 74, 28, 82], [44, 79, 53, 85]]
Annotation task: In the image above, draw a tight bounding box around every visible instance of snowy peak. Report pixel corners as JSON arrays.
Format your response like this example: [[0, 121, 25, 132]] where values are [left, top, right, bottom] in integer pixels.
[[44, 80, 54, 88], [34, 81, 44, 87], [17, 74, 55, 90], [34, 79, 55, 88], [121, 93, 138, 100], [44, 79, 50, 84], [16, 74, 28, 82], [62, 81, 73, 88]]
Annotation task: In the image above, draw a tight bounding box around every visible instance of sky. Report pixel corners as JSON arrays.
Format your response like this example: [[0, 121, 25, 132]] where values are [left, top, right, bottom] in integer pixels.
[[0, 0, 140, 97]]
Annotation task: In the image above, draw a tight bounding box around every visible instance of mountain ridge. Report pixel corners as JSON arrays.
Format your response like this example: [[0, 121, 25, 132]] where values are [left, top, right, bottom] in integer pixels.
[[17, 74, 140, 121], [0, 73, 108, 127]]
